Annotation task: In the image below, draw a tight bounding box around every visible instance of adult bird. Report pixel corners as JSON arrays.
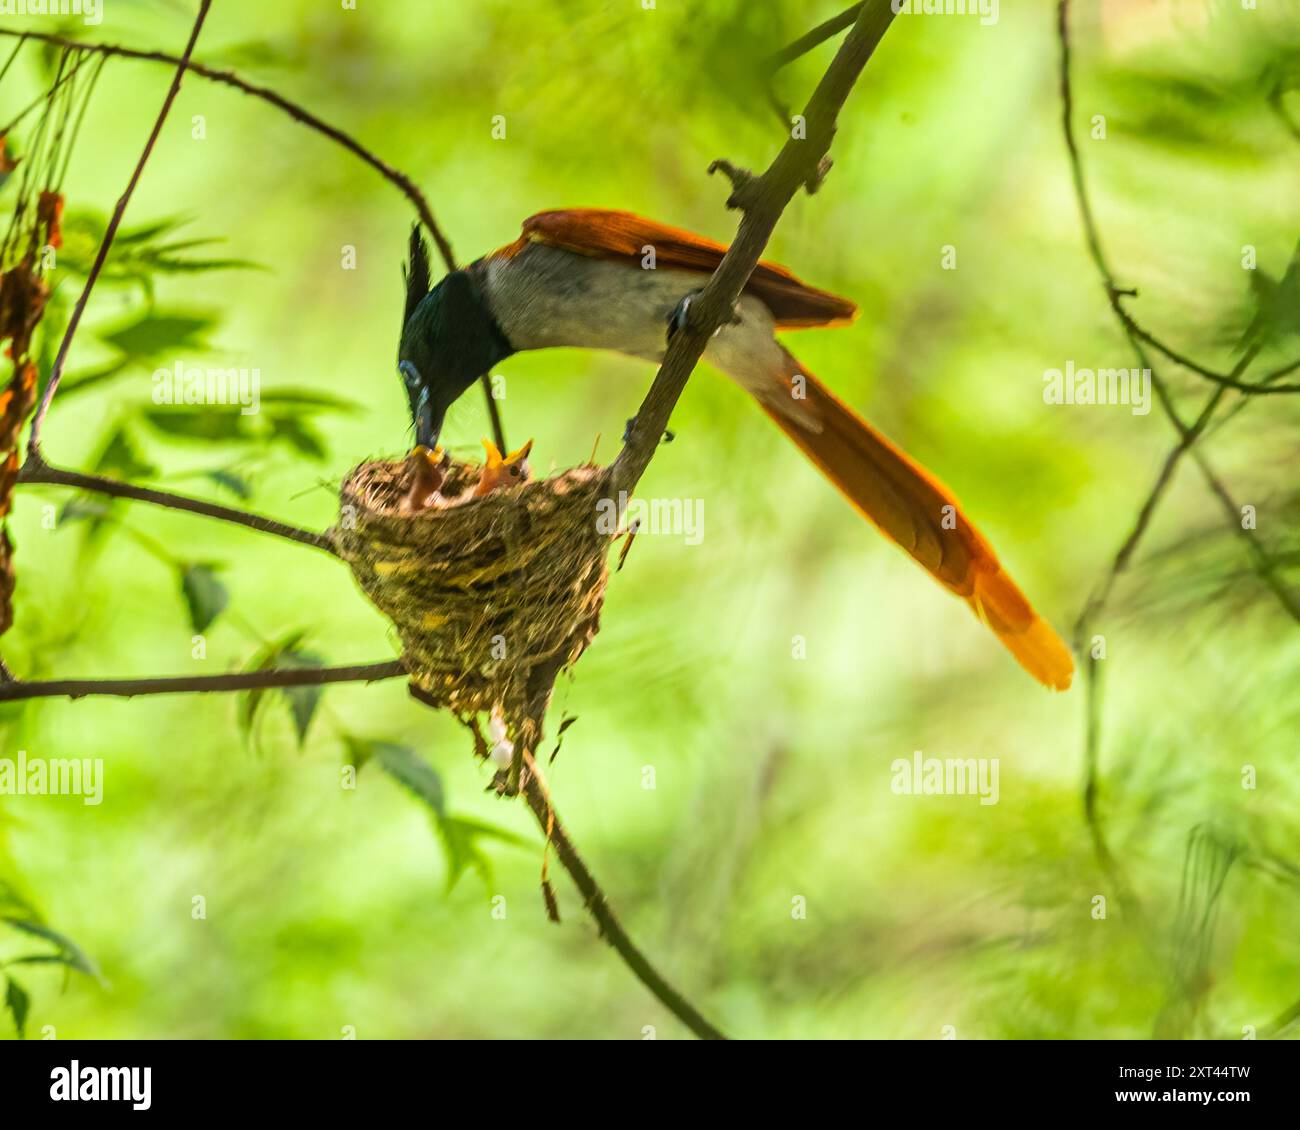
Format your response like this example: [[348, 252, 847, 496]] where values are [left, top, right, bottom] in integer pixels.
[[396, 209, 1073, 690]]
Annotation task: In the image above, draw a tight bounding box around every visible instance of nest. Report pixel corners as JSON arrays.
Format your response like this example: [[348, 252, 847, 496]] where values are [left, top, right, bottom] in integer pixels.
[[331, 454, 614, 719]]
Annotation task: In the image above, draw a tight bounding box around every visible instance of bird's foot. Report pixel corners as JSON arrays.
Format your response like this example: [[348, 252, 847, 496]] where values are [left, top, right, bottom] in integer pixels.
[[666, 290, 701, 341], [623, 417, 676, 445], [666, 289, 742, 344]]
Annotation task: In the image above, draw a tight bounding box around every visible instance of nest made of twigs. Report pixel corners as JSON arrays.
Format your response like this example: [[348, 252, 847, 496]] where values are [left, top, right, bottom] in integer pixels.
[[331, 454, 614, 718]]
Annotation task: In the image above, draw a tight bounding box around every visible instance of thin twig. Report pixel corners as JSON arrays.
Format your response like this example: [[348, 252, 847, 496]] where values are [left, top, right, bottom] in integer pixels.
[[1070, 385, 1226, 649], [420, 676, 727, 1039], [1118, 310, 1300, 395], [1190, 446, 1300, 621], [26, 2, 212, 452], [765, 3, 865, 70], [1059, 0, 1185, 895], [18, 449, 336, 553], [520, 751, 726, 1041], [1055, 6, 1300, 400], [0, 660, 404, 701], [1059, 0, 1298, 919], [0, 26, 507, 453], [763, 2, 867, 125]]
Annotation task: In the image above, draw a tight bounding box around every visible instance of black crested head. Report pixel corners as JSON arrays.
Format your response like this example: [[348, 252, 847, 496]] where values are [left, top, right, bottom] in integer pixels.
[[403, 223, 431, 332], [397, 265, 514, 450]]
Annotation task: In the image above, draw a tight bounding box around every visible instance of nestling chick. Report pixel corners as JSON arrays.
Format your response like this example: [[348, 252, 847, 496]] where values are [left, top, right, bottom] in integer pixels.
[[399, 438, 533, 513], [401, 445, 448, 513], [473, 437, 533, 497]]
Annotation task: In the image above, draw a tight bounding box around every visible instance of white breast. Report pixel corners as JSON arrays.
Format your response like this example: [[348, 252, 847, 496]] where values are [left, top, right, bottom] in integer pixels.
[[479, 242, 789, 398]]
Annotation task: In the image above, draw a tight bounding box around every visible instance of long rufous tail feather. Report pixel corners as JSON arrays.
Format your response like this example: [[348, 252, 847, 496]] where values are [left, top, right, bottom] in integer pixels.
[[756, 348, 1073, 691]]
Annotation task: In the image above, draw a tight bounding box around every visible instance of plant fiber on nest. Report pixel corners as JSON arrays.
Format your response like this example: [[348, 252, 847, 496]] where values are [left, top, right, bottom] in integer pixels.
[[331, 454, 613, 720]]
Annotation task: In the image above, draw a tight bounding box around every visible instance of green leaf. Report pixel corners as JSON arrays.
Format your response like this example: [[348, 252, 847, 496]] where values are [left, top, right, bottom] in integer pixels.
[[64, 215, 259, 287], [268, 415, 327, 461], [238, 632, 323, 750], [204, 469, 253, 500], [143, 408, 257, 444], [114, 215, 189, 246], [1, 917, 102, 982], [57, 360, 132, 401], [347, 737, 529, 893], [1246, 254, 1300, 347], [4, 975, 29, 1039], [434, 816, 530, 893], [0, 879, 38, 919], [58, 496, 125, 554], [368, 740, 446, 816], [277, 649, 325, 747], [179, 563, 229, 633], [257, 388, 363, 414], [94, 426, 157, 482], [100, 312, 216, 361]]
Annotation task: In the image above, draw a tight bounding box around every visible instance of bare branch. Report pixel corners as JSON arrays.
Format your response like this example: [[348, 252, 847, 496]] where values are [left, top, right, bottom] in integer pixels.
[[0, 660, 404, 702], [766, 3, 866, 71], [611, 0, 898, 498], [520, 752, 726, 1041], [26, 2, 213, 452], [19, 449, 335, 554]]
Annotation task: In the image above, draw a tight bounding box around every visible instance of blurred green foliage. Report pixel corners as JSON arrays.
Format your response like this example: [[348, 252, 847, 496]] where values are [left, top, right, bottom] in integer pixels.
[[0, 0, 1297, 1039]]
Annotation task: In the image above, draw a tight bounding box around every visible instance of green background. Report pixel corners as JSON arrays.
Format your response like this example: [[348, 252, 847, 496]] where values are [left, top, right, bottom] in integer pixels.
[[1, 0, 1297, 1039]]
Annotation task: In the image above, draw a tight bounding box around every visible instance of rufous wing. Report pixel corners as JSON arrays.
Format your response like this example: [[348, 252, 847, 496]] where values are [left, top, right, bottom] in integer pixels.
[[497, 209, 858, 331]]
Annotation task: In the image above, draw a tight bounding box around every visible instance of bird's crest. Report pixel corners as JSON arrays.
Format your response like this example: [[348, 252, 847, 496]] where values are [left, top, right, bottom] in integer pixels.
[[403, 223, 432, 332]]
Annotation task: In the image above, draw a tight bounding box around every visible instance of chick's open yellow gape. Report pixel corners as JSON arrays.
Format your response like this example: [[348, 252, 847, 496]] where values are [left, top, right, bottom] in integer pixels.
[[330, 438, 613, 718], [402, 438, 536, 512]]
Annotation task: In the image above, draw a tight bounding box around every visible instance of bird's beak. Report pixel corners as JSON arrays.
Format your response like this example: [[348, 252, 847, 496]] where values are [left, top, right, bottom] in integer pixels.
[[414, 392, 444, 452], [415, 404, 438, 450], [400, 361, 443, 451]]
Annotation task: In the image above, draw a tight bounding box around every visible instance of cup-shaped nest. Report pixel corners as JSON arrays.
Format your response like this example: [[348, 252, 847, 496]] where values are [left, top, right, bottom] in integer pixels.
[[331, 454, 613, 716]]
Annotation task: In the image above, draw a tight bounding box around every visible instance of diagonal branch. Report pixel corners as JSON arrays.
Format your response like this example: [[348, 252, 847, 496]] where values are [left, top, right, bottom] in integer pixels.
[[26, 2, 212, 453], [18, 448, 335, 554], [520, 751, 726, 1041], [611, 0, 898, 498]]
